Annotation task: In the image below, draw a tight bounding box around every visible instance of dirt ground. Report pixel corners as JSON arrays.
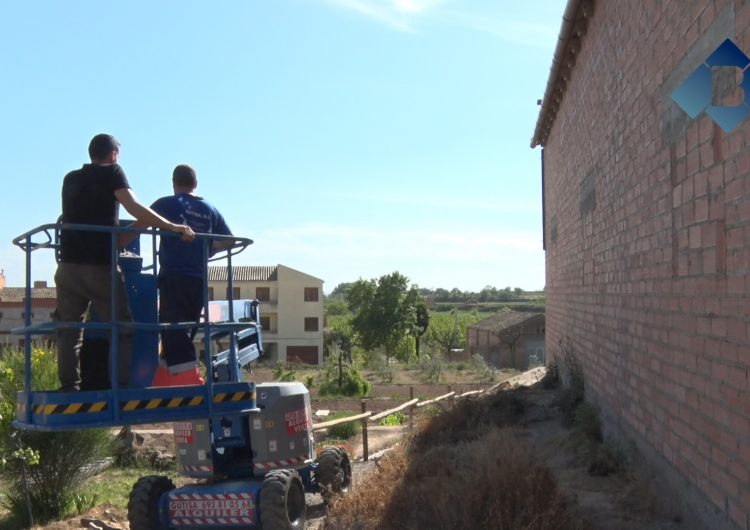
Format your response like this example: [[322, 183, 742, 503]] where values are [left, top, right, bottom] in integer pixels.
[[27, 368, 705, 530]]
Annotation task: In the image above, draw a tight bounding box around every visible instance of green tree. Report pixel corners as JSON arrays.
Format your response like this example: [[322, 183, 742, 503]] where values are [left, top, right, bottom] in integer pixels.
[[414, 300, 430, 358], [328, 282, 354, 299], [424, 310, 484, 356], [346, 272, 422, 362], [324, 297, 349, 317]]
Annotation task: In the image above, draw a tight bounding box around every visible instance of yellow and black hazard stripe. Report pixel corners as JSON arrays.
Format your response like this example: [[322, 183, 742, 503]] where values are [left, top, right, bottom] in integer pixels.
[[120, 395, 204, 412], [213, 391, 256, 403], [119, 391, 254, 412], [33, 401, 108, 415]]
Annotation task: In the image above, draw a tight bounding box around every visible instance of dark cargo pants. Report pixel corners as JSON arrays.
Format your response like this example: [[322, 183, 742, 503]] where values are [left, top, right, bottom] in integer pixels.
[[54, 262, 133, 391], [158, 273, 203, 374]]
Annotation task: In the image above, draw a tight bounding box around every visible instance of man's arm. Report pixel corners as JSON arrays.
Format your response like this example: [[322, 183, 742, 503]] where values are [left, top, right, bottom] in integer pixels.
[[212, 239, 235, 252], [118, 218, 148, 248], [114, 188, 195, 242]]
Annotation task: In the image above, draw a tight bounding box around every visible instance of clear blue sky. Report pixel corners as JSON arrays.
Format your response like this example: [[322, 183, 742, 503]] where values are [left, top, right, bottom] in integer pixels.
[[0, 0, 564, 293]]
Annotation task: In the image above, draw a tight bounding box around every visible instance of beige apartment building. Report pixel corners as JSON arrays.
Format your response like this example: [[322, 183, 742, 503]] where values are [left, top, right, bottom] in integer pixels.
[[206, 264, 324, 365]]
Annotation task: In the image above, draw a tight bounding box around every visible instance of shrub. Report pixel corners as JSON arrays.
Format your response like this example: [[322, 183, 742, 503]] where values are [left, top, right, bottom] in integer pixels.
[[558, 343, 585, 426], [417, 351, 444, 384], [370, 351, 394, 383], [272, 361, 296, 382], [574, 402, 602, 443], [471, 353, 496, 383], [541, 360, 560, 389], [379, 411, 406, 426], [326, 412, 361, 440], [318, 347, 370, 398], [326, 427, 576, 530], [0, 345, 113, 526]]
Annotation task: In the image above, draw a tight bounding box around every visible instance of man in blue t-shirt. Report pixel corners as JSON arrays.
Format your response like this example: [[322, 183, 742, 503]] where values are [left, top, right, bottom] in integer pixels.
[[149, 164, 232, 377]]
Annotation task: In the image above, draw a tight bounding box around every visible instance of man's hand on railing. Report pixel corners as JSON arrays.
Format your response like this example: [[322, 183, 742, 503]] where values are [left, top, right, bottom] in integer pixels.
[[174, 224, 196, 242]]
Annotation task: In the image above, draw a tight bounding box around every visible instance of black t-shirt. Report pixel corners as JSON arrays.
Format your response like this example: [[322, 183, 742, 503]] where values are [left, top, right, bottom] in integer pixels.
[[59, 163, 130, 264]]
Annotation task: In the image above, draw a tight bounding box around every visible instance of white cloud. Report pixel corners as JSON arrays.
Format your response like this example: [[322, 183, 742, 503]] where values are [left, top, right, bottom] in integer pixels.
[[321, 0, 454, 31], [318, 0, 560, 48], [323, 0, 419, 31], [390, 0, 447, 15], [446, 11, 559, 49]]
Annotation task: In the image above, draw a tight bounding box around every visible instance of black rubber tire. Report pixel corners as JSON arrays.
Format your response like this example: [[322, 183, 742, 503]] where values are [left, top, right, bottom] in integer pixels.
[[259, 469, 307, 529], [315, 446, 352, 502], [127, 475, 175, 530]]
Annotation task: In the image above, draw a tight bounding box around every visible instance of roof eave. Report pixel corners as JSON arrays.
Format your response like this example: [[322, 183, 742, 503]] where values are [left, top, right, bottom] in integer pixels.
[[530, 0, 595, 148]]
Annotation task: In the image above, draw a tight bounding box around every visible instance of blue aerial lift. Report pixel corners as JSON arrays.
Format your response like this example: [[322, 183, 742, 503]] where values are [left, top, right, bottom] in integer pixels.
[[11, 222, 351, 529]]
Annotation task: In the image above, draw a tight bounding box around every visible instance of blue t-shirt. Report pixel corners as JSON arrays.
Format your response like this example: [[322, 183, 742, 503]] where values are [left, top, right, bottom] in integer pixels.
[[151, 193, 232, 278]]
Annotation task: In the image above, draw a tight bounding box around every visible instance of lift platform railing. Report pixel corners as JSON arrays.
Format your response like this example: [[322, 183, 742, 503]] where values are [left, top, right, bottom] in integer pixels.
[[11, 222, 260, 430]]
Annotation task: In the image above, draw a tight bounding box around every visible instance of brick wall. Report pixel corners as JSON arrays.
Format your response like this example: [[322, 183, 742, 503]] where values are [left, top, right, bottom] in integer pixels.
[[542, 1, 750, 528]]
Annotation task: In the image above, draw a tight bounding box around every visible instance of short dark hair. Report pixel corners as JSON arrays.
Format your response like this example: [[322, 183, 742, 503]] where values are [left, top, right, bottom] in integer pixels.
[[88, 134, 120, 161], [173, 164, 197, 188]]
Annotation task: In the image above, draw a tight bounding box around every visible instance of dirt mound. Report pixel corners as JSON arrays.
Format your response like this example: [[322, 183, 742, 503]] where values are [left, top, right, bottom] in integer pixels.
[[324, 380, 696, 530], [325, 387, 582, 530]]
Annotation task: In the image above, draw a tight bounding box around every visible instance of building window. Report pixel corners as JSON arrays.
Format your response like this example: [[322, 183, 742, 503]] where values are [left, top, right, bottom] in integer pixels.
[[304, 317, 319, 332], [256, 287, 270, 302], [304, 287, 319, 302], [226, 286, 241, 299], [208, 287, 214, 301], [260, 316, 271, 331]]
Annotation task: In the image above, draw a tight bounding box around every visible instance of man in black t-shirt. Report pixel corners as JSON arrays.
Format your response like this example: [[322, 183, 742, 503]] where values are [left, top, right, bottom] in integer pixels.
[[55, 133, 195, 391]]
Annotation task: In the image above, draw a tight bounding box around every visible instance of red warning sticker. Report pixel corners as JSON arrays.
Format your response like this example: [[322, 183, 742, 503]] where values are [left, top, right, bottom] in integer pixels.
[[284, 408, 310, 435], [174, 422, 194, 445]]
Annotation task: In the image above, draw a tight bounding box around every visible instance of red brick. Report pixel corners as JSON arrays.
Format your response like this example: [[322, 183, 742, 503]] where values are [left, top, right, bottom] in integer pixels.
[[700, 141, 715, 169], [727, 366, 749, 391], [707, 164, 724, 190], [694, 197, 709, 223], [738, 200, 750, 223], [727, 319, 747, 342], [689, 225, 702, 249], [727, 227, 744, 248], [687, 149, 701, 176], [736, 152, 750, 177], [726, 178, 745, 202]]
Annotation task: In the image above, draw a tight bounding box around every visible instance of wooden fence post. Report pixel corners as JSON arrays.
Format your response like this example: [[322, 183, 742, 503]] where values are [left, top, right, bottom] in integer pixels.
[[361, 400, 369, 462], [409, 386, 414, 432]]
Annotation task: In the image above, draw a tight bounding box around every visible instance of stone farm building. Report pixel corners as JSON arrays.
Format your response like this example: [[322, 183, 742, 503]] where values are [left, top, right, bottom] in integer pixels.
[[467, 312, 545, 370], [533, 1, 750, 528]]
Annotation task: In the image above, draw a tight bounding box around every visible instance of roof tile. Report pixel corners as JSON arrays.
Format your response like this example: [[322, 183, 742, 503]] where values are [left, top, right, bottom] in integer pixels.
[[470, 312, 544, 332], [0, 287, 57, 302], [208, 266, 278, 282]]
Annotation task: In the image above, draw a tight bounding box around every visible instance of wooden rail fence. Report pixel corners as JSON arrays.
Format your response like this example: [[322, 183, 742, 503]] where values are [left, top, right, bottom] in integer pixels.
[[312, 382, 505, 461]]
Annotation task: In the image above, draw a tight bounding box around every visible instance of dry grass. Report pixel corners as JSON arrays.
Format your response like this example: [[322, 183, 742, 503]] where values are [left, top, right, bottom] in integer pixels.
[[325, 389, 584, 530]]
